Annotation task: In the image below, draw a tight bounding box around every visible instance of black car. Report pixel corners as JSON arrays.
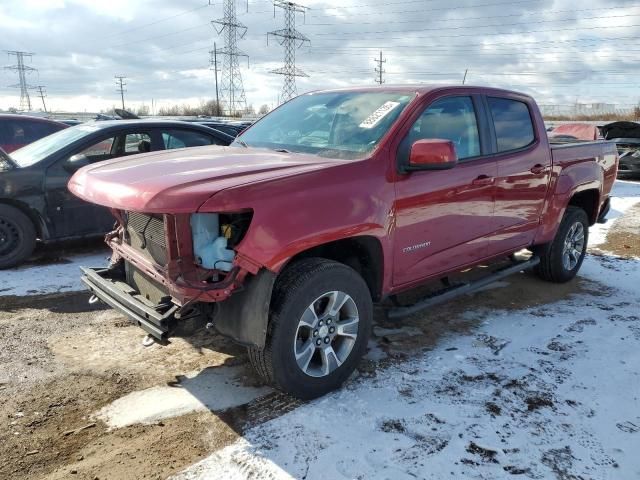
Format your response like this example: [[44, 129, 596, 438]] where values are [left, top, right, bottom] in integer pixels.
[[0, 120, 234, 268], [601, 121, 640, 178]]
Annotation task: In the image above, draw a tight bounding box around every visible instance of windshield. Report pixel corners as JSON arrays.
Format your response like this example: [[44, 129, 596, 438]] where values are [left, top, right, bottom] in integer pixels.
[[10, 125, 100, 168], [234, 91, 414, 159]]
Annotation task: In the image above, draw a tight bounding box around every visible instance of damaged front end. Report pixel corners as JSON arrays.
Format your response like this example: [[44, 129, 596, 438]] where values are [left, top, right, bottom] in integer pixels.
[[81, 210, 275, 346]]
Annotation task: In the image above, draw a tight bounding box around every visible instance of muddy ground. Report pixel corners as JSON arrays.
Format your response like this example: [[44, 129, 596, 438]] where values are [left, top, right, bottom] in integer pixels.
[[1, 191, 639, 480]]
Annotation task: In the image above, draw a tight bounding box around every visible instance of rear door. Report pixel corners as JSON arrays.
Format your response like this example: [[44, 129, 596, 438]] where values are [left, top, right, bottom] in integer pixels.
[[157, 128, 228, 150], [485, 96, 552, 255], [392, 95, 498, 288]]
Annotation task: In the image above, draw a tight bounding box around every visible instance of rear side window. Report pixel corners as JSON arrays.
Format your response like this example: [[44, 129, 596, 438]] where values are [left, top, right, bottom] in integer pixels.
[[161, 129, 220, 150], [487, 97, 535, 152]]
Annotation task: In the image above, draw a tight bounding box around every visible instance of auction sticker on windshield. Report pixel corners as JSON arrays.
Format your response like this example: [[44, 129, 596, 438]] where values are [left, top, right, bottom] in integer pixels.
[[359, 101, 400, 129]]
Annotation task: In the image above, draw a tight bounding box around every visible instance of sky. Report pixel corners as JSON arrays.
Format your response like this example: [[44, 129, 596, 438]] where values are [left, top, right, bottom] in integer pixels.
[[1, 0, 639, 114]]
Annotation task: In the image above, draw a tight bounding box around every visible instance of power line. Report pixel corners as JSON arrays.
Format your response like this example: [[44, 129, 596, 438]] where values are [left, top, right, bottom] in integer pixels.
[[212, 0, 249, 115], [268, 0, 310, 104], [103, 3, 209, 39], [374, 51, 385, 85], [306, 4, 640, 25], [115, 75, 127, 109], [4, 50, 36, 111], [313, 13, 640, 36]]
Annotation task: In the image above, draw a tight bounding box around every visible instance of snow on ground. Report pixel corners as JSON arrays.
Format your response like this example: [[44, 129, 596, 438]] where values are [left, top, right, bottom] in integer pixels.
[[590, 180, 640, 248], [95, 366, 271, 429], [174, 182, 640, 480], [0, 250, 109, 296]]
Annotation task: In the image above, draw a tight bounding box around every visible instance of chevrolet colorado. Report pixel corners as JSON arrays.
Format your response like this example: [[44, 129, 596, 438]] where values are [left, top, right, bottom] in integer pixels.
[[69, 86, 617, 399]]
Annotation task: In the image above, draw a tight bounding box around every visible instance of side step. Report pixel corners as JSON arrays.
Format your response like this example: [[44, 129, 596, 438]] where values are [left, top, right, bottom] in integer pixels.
[[387, 256, 540, 319]]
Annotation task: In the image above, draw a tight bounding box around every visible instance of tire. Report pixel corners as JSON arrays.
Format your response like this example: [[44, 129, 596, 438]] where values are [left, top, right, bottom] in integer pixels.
[[248, 258, 373, 399], [0, 204, 37, 269], [533, 206, 589, 283]]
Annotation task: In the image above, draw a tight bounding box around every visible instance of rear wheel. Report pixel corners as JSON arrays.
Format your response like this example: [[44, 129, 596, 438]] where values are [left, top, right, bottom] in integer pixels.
[[533, 206, 589, 283], [248, 258, 373, 399], [0, 204, 36, 269]]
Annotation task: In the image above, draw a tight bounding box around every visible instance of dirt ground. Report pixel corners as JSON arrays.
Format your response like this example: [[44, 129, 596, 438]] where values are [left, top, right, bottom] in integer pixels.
[[1, 189, 638, 480]]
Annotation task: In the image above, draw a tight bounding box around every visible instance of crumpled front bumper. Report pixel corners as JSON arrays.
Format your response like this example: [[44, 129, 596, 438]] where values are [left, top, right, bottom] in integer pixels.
[[81, 266, 178, 340]]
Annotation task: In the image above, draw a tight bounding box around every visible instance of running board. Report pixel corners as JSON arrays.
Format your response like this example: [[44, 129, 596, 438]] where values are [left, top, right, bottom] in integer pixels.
[[387, 256, 540, 319]]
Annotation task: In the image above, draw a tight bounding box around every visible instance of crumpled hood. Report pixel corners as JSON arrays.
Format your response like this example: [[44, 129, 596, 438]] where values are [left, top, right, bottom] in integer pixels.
[[68, 146, 337, 213]]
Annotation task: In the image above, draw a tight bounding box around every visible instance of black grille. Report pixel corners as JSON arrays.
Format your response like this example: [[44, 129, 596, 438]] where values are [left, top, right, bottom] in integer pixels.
[[125, 212, 167, 266]]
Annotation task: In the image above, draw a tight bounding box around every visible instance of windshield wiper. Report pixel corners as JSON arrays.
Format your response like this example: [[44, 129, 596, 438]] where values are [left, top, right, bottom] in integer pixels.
[[273, 148, 291, 153], [234, 138, 249, 148]]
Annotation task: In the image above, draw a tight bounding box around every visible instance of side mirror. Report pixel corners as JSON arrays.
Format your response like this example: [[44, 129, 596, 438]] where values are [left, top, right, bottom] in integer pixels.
[[63, 153, 90, 173], [406, 139, 458, 171]]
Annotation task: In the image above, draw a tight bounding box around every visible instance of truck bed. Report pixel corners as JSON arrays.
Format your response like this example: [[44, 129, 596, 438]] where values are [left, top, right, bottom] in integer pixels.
[[550, 140, 618, 202]]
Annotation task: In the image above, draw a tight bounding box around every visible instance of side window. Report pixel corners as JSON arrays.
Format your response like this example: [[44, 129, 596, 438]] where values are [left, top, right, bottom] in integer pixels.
[[123, 133, 152, 154], [487, 97, 535, 152], [404, 96, 480, 160], [161, 130, 217, 150], [73, 137, 116, 164]]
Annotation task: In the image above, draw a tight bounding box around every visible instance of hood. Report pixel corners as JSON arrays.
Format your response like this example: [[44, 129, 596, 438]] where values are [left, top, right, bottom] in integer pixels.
[[68, 146, 339, 213], [600, 121, 640, 140]]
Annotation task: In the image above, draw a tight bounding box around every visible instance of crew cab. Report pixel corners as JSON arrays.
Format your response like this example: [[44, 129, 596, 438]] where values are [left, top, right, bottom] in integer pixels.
[[69, 86, 617, 399]]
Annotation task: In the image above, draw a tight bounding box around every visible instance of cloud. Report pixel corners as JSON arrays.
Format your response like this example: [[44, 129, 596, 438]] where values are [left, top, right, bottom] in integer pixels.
[[1, 0, 639, 113]]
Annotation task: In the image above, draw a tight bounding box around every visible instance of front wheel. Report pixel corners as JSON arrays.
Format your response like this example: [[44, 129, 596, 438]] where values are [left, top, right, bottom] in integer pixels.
[[248, 258, 373, 399], [0, 204, 37, 269], [533, 206, 589, 283]]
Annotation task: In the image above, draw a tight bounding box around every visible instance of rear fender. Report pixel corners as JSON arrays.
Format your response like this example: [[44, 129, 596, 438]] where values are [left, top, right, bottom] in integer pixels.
[[534, 174, 601, 245]]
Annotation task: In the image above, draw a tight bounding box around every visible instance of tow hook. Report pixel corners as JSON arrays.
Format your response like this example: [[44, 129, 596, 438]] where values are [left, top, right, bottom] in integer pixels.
[[88, 294, 99, 305], [142, 334, 156, 347]]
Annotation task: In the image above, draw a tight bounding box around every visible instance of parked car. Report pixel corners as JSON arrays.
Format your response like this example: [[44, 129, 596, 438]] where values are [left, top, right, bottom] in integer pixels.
[[0, 114, 68, 153], [600, 121, 640, 178], [0, 120, 234, 268], [155, 117, 252, 137], [69, 86, 617, 399], [548, 123, 600, 142]]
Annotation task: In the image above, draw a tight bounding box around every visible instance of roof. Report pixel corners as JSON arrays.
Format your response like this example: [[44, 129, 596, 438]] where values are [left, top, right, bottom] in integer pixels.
[[0, 113, 67, 126], [83, 119, 226, 129], [306, 84, 534, 99]]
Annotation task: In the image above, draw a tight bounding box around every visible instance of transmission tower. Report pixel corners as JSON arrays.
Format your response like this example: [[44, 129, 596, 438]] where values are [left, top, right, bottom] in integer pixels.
[[4, 51, 36, 111], [212, 0, 249, 116], [32, 85, 48, 112], [115, 75, 127, 110], [374, 51, 386, 85], [268, 1, 310, 104]]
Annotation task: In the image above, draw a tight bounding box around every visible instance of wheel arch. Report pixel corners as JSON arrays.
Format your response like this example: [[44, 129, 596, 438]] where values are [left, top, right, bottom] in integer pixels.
[[0, 198, 46, 239], [567, 188, 600, 226], [280, 235, 385, 302]]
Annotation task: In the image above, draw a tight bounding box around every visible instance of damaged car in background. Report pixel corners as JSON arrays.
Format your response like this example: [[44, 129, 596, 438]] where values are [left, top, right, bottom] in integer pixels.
[[601, 121, 640, 178]]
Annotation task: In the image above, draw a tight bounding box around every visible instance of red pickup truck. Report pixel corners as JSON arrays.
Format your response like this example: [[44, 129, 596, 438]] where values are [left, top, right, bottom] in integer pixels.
[[69, 86, 617, 399]]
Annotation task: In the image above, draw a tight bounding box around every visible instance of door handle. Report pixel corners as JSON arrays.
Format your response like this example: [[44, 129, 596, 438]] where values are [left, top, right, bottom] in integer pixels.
[[530, 164, 548, 175], [471, 174, 494, 186]]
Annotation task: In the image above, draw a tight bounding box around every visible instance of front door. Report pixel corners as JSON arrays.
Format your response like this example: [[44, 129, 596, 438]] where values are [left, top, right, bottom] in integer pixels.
[[393, 95, 498, 288], [44, 130, 153, 238]]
